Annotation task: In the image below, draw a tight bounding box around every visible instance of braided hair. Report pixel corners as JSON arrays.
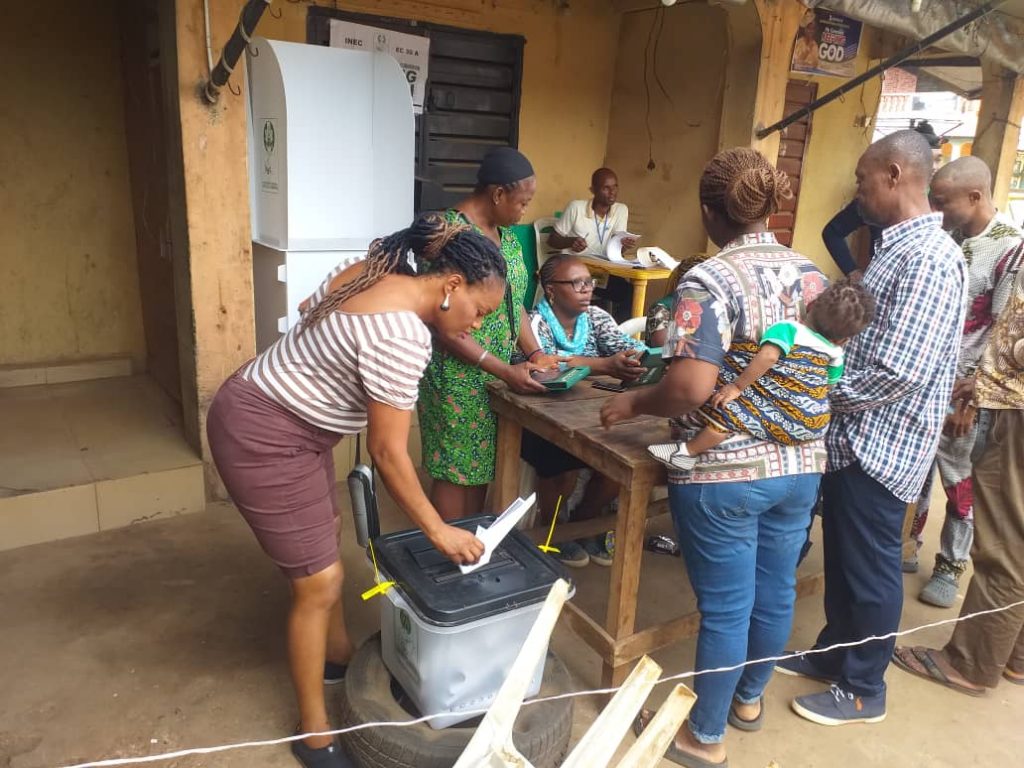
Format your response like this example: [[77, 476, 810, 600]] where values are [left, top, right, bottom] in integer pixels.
[[301, 212, 507, 330], [538, 253, 575, 296], [699, 148, 793, 227], [807, 277, 876, 343]]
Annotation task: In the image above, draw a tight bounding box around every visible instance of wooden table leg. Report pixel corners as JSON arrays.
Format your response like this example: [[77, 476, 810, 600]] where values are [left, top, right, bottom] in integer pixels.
[[493, 414, 523, 511], [629, 277, 649, 321], [602, 478, 653, 687]]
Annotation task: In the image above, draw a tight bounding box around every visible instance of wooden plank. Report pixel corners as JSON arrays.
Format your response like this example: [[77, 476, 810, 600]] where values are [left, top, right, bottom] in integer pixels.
[[605, 480, 655, 675], [426, 138, 501, 163], [430, 34, 520, 65], [423, 162, 480, 187], [523, 499, 669, 545], [615, 685, 697, 768], [780, 122, 808, 141], [493, 414, 523, 512], [750, 0, 805, 160], [429, 83, 514, 114], [426, 112, 511, 139], [429, 57, 514, 89], [561, 656, 663, 768], [563, 601, 616, 659], [613, 611, 702, 666]]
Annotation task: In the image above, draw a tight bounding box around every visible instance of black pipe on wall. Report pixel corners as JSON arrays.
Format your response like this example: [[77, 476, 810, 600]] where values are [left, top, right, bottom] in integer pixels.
[[203, 0, 272, 104]]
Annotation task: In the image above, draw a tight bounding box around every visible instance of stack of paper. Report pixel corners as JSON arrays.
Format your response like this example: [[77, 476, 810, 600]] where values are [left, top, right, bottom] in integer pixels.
[[636, 246, 680, 271]]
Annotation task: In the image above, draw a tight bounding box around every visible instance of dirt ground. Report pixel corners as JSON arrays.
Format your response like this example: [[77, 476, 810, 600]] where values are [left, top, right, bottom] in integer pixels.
[[1, 488, 1021, 768]]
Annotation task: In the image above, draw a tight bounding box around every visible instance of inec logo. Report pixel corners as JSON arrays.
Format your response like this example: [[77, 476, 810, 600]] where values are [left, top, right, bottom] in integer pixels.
[[399, 609, 412, 634], [263, 120, 275, 154]]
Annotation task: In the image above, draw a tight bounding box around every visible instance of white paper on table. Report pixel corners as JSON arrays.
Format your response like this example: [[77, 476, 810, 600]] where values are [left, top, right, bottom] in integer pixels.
[[636, 246, 679, 271], [604, 231, 642, 265], [459, 493, 537, 575]]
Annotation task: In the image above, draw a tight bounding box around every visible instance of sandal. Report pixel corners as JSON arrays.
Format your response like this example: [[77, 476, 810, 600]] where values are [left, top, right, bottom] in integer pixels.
[[1003, 670, 1024, 686], [727, 696, 763, 732], [892, 647, 986, 697], [633, 710, 729, 768]]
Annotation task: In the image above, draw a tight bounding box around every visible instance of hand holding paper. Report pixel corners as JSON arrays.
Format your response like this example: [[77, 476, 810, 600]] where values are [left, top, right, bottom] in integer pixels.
[[459, 493, 537, 574], [605, 231, 642, 264]]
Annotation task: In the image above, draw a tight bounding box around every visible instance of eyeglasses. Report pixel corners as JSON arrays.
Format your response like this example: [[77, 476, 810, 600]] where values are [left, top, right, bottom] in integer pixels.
[[547, 277, 596, 293]]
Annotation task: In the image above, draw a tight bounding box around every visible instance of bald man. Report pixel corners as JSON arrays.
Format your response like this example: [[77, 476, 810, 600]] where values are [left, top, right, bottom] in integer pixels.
[[780, 131, 967, 725], [909, 157, 1024, 607], [548, 168, 635, 257]]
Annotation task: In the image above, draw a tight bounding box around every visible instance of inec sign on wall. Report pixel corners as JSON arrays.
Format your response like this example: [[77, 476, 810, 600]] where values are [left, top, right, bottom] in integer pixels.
[[791, 8, 862, 79], [329, 19, 429, 114]]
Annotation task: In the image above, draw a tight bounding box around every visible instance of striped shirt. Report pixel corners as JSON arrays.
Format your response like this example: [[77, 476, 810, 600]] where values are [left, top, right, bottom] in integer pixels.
[[828, 213, 967, 502], [242, 265, 433, 434]]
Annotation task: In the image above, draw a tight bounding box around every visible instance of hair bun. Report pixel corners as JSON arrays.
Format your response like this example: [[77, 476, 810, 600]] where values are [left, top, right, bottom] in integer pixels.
[[724, 166, 792, 224]]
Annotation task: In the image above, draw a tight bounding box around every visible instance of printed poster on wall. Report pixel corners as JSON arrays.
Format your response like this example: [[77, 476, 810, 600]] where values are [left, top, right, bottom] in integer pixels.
[[791, 8, 862, 79], [329, 19, 429, 114]]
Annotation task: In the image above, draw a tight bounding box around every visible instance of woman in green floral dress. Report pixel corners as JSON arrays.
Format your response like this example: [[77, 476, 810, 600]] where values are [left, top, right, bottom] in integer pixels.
[[418, 148, 558, 520]]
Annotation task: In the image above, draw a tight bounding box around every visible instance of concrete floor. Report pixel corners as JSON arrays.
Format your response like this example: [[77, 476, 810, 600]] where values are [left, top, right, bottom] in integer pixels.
[[1, 488, 1021, 768], [0, 376, 204, 551]]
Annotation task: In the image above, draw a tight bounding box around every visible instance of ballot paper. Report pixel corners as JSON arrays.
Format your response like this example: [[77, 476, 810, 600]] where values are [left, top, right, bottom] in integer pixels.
[[458, 493, 537, 575], [636, 246, 680, 271], [605, 232, 642, 265]]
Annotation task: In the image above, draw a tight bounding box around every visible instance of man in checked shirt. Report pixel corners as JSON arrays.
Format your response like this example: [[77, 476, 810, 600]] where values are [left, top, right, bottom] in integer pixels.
[[777, 130, 968, 725]]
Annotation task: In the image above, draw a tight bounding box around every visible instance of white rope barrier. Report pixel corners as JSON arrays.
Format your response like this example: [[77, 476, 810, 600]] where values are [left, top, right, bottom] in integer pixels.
[[58, 598, 1024, 768]]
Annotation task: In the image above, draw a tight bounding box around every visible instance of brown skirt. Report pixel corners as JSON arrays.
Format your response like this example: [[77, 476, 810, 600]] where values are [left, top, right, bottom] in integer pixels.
[[207, 371, 342, 578]]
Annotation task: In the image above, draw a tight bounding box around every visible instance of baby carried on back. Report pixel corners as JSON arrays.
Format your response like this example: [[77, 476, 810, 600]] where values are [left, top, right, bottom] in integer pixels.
[[649, 277, 876, 470]]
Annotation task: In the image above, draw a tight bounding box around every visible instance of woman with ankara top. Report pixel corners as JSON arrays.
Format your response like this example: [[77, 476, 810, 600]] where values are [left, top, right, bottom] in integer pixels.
[[417, 148, 559, 520]]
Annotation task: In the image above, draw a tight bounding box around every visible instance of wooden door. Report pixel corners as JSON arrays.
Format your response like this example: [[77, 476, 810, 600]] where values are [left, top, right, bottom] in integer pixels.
[[770, 80, 818, 247]]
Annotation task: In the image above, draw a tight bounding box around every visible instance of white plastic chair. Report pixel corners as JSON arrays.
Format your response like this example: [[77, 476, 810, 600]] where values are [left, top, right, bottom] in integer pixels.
[[617, 316, 648, 339]]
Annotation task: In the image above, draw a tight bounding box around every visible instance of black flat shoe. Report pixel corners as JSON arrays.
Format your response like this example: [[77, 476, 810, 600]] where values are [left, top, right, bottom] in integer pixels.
[[291, 738, 354, 768], [323, 661, 348, 685]]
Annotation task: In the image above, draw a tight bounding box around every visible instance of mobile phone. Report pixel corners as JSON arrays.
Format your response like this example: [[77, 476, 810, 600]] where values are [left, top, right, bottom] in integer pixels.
[[591, 380, 626, 393], [532, 365, 591, 391]]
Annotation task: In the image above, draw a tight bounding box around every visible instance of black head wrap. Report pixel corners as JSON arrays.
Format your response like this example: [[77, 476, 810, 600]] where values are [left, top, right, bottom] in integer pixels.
[[913, 120, 945, 149], [477, 147, 535, 187]]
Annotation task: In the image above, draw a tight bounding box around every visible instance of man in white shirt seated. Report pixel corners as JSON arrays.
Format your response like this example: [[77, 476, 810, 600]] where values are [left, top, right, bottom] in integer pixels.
[[548, 168, 636, 258]]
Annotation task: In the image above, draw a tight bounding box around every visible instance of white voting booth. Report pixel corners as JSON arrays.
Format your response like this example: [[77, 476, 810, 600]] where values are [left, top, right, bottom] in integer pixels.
[[247, 37, 415, 350]]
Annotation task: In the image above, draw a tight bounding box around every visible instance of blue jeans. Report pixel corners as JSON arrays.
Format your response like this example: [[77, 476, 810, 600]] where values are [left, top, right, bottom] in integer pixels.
[[670, 473, 821, 743]]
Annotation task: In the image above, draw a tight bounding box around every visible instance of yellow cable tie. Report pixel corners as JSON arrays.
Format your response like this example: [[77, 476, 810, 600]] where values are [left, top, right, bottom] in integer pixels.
[[361, 580, 395, 601], [538, 495, 563, 554], [362, 539, 394, 600]]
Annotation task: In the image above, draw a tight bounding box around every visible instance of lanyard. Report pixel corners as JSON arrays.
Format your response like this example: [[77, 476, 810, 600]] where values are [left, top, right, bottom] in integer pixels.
[[595, 212, 612, 244]]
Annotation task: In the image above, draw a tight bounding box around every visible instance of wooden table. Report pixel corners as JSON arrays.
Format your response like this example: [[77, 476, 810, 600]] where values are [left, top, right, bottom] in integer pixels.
[[490, 378, 827, 686], [578, 256, 673, 319]]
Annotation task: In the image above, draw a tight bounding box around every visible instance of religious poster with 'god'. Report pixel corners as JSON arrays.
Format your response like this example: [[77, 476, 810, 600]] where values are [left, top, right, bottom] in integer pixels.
[[330, 19, 430, 114], [790, 8, 862, 79]]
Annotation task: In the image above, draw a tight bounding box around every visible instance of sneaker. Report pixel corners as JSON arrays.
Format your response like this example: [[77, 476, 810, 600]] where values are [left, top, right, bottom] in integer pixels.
[[774, 652, 840, 684], [291, 738, 355, 767], [901, 549, 919, 574], [581, 535, 613, 567], [555, 539, 590, 568], [323, 661, 347, 685], [919, 572, 959, 608], [647, 442, 697, 470], [791, 684, 886, 726]]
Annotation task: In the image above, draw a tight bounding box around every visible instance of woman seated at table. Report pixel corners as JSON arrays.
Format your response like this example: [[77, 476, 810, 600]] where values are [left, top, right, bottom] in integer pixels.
[[646, 256, 708, 348], [520, 253, 649, 567]]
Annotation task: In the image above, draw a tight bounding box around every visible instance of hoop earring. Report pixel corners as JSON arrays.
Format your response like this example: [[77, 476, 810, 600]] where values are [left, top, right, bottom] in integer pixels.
[[440, 293, 451, 312]]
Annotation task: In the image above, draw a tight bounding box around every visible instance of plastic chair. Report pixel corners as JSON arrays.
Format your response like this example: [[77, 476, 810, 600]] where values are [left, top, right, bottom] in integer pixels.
[[617, 316, 648, 338], [532, 216, 563, 307]]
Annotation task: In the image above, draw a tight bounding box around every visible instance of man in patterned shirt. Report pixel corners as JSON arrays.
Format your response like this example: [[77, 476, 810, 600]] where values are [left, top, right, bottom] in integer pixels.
[[892, 266, 1024, 694], [912, 157, 1023, 607], [780, 131, 967, 725]]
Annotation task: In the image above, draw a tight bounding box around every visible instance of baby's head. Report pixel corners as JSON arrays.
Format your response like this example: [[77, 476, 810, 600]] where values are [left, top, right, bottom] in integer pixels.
[[806, 277, 876, 345]]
